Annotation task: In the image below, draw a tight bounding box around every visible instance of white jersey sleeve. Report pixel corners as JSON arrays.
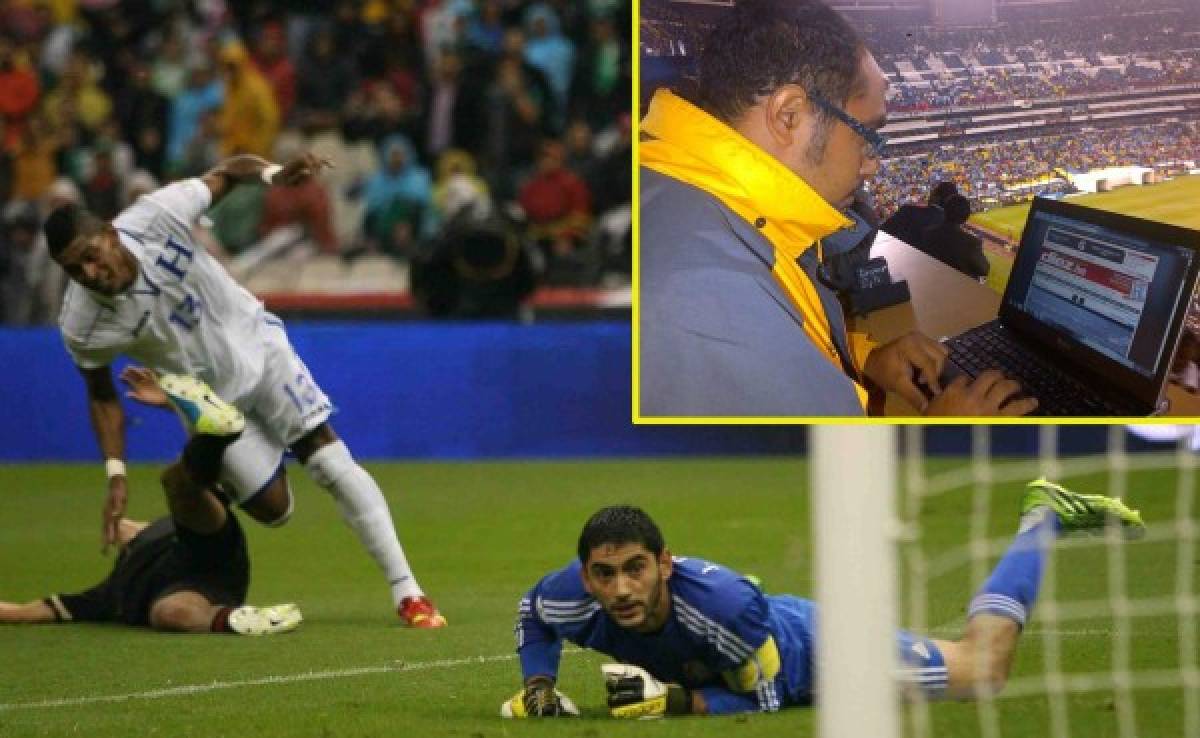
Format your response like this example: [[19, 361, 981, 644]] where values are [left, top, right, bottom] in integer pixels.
[[141, 179, 213, 229], [59, 284, 121, 370]]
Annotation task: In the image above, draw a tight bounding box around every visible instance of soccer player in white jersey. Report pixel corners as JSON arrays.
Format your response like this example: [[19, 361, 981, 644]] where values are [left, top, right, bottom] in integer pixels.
[[43, 152, 445, 628], [504, 490, 1144, 718]]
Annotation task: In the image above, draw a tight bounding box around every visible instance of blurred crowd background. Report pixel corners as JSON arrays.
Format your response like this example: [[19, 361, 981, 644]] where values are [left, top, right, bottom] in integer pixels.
[[0, 0, 632, 325]]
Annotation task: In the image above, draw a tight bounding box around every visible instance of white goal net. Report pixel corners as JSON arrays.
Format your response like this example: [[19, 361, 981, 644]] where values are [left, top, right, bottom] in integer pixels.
[[813, 424, 1199, 738]]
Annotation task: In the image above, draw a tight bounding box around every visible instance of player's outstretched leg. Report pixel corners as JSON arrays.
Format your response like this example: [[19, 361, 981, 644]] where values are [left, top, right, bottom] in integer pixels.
[[158, 374, 245, 535], [159, 373, 246, 436], [298, 425, 446, 628], [914, 480, 1145, 700], [1022, 477, 1144, 537], [150, 591, 303, 635]]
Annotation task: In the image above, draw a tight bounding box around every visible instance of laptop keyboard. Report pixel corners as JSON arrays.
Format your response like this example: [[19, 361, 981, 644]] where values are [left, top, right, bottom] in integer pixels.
[[944, 322, 1141, 416]]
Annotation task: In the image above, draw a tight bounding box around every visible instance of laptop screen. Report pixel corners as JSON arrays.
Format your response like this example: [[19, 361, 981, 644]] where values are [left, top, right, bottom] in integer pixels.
[[1003, 204, 1195, 379]]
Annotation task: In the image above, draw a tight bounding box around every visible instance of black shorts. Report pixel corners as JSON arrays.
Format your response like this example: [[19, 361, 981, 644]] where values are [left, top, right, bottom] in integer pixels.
[[49, 514, 250, 627]]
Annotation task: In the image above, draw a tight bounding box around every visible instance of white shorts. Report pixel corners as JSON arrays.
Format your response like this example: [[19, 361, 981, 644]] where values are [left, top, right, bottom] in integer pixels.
[[219, 319, 333, 503]]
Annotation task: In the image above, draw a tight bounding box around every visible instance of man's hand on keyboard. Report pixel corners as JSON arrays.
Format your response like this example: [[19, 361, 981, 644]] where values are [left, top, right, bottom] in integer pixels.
[[924, 370, 1039, 417], [863, 332, 950, 412]]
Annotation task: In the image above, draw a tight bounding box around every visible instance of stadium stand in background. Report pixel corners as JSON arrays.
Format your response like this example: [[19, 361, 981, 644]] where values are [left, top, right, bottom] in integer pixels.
[[643, 0, 1198, 220], [0, 0, 632, 323]]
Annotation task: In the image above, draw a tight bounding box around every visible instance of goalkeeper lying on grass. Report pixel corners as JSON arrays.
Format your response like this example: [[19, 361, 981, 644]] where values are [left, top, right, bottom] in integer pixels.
[[504, 489, 1143, 718], [0, 370, 300, 636]]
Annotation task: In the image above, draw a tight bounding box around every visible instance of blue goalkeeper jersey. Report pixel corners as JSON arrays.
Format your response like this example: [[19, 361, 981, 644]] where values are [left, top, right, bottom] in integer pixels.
[[515, 555, 818, 714]]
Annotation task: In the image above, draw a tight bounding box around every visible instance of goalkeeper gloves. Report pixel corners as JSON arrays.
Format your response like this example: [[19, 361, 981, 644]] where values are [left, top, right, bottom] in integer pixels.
[[500, 676, 579, 718], [602, 663, 691, 718]]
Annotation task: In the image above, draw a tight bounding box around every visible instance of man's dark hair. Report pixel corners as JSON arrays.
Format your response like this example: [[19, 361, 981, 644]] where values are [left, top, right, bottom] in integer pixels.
[[43, 204, 83, 259], [577, 506, 665, 563], [695, 0, 866, 123], [942, 194, 971, 225], [928, 181, 960, 208]]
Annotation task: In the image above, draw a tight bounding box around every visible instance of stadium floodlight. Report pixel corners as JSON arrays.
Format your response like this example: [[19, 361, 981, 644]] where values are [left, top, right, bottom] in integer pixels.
[[812, 426, 900, 738]]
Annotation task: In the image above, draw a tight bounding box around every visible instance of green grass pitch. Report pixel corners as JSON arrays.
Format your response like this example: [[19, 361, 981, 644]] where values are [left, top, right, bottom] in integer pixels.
[[0, 457, 1194, 737], [970, 174, 1200, 294]]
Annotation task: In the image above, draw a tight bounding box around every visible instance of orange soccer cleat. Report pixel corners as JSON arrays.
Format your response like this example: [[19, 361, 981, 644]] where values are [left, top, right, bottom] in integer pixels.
[[398, 595, 447, 629]]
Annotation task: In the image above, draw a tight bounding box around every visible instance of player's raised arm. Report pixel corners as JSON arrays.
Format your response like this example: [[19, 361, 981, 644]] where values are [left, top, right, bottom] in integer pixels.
[[200, 152, 332, 208], [79, 366, 128, 553]]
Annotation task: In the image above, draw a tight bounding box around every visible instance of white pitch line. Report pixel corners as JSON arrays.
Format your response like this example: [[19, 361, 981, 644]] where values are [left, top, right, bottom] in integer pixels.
[[927, 615, 1115, 638], [928, 626, 1116, 637], [0, 624, 1117, 715], [0, 651, 531, 712]]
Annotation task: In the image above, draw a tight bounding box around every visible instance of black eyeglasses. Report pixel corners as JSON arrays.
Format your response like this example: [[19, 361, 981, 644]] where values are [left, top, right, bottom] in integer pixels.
[[806, 91, 888, 159]]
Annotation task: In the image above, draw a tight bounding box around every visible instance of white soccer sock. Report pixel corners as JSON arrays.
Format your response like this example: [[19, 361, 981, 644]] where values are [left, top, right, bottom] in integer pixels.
[[305, 440, 424, 606]]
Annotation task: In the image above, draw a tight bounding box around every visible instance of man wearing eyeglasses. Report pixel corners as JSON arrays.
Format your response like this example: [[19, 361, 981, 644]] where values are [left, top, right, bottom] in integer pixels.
[[639, 0, 1036, 418]]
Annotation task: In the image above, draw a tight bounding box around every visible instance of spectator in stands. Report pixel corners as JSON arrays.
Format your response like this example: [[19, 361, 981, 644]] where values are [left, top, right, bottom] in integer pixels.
[[43, 48, 111, 140], [483, 53, 548, 197], [919, 193, 990, 281], [115, 61, 169, 180], [252, 22, 297, 126], [10, 111, 62, 202], [81, 141, 122, 221], [881, 180, 956, 246], [0, 137, 12, 205], [0, 35, 40, 154], [423, 50, 472, 160], [568, 114, 632, 219], [178, 109, 223, 179], [356, 13, 425, 142], [523, 3, 575, 126], [217, 41, 280, 158], [519, 138, 591, 272], [466, 0, 506, 57], [570, 15, 627, 131], [344, 70, 410, 146], [149, 29, 190, 100], [419, 0, 467, 73], [167, 60, 224, 174], [363, 134, 432, 258], [295, 24, 355, 131]]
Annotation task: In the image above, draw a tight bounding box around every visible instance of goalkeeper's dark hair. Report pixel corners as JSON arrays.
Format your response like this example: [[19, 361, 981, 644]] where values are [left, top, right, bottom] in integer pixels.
[[695, 0, 865, 124], [44, 204, 104, 260], [577, 506, 665, 563]]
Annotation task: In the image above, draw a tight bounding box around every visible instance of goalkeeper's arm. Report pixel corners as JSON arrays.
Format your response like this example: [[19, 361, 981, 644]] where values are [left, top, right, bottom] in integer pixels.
[[505, 586, 580, 717]]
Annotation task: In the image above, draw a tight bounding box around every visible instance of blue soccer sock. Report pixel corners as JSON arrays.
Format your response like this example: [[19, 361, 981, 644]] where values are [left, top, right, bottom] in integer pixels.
[[967, 505, 1062, 628]]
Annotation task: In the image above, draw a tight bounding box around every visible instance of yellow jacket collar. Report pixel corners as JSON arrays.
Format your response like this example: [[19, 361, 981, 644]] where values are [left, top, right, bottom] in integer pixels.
[[640, 89, 852, 254]]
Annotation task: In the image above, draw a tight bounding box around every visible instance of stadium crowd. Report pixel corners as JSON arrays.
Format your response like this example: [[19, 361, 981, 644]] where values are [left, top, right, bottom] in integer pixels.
[[870, 7, 1200, 113], [871, 119, 1200, 222], [861, 4, 1197, 57], [0, 0, 632, 325], [885, 61, 1200, 113]]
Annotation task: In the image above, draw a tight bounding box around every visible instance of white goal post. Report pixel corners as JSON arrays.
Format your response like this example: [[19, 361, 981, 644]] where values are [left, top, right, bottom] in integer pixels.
[[812, 425, 900, 738]]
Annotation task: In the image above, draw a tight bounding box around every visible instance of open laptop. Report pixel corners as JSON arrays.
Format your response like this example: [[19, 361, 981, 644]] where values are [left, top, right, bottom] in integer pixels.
[[939, 196, 1200, 416]]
